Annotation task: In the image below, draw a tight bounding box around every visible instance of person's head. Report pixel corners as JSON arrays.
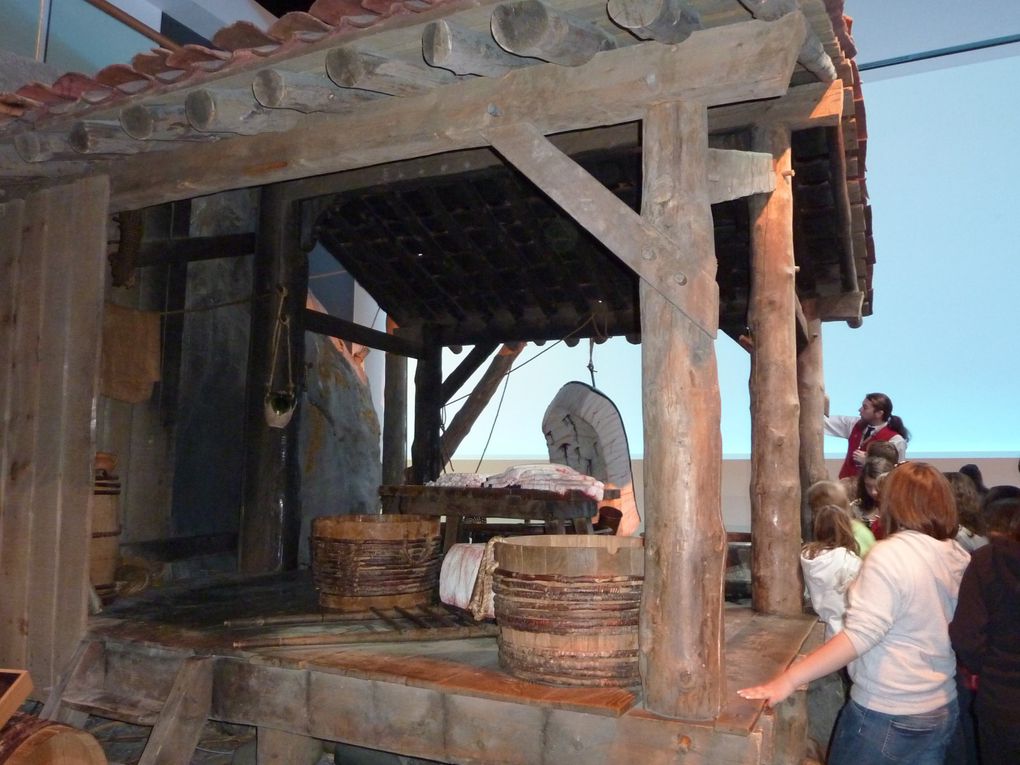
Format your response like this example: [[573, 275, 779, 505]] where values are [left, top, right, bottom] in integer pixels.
[[808, 504, 859, 557], [984, 497, 1020, 541], [866, 440, 899, 464], [861, 392, 911, 441], [807, 480, 851, 514], [959, 464, 987, 493], [881, 461, 957, 540], [859, 393, 891, 425], [981, 484, 1020, 513], [858, 456, 895, 510], [943, 471, 984, 535]]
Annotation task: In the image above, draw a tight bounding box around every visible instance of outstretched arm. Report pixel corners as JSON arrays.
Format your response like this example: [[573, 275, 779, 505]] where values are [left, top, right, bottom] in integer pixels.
[[738, 631, 859, 707]]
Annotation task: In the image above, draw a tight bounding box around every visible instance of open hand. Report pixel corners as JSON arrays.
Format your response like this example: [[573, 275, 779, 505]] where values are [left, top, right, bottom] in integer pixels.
[[737, 674, 797, 708]]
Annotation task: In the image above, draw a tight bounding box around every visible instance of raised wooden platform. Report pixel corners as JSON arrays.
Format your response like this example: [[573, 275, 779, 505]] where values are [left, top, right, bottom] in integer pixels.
[[49, 572, 817, 764]]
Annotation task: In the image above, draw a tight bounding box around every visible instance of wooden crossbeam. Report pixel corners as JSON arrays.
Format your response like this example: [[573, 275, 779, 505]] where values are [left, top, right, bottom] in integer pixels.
[[486, 121, 718, 337], [707, 149, 774, 203], [304, 308, 422, 358], [102, 14, 805, 212]]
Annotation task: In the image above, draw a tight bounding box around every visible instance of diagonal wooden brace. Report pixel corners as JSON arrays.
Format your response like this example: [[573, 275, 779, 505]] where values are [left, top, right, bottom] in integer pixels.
[[486, 121, 719, 338]]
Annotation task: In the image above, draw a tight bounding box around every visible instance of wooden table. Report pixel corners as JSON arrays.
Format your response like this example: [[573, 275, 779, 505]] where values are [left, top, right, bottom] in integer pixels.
[[379, 485, 619, 552]]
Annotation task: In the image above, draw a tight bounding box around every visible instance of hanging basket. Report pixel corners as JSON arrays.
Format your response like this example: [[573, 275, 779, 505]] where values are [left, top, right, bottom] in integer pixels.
[[264, 390, 296, 429]]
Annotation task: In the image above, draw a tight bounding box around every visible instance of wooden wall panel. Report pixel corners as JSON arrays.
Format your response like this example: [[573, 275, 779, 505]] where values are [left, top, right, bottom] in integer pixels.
[[0, 177, 109, 693]]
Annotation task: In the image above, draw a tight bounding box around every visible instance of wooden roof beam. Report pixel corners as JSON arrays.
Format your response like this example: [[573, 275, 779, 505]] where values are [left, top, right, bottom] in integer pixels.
[[737, 0, 836, 82], [607, 0, 702, 44], [100, 14, 806, 212], [490, 0, 616, 66], [325, 48, 460, 96], [423, 19, 536, 77]]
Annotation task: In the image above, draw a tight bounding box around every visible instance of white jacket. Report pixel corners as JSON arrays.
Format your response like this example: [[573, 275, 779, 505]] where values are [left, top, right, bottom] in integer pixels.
[[800, 547, 862, 639]]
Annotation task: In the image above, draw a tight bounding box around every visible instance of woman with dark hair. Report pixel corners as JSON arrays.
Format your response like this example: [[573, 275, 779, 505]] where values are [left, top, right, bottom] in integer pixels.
[[825, 392, 910, 479], [950, 497, 1020, 765], [944, 471, 988, 553], [739, 462, 969, 765]]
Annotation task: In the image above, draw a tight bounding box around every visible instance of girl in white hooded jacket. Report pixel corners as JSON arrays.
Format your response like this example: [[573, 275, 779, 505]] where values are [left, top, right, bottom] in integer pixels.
[[801, 504, 862, 639]]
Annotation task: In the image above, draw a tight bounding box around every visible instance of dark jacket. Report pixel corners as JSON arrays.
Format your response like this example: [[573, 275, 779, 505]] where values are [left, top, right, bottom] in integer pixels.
[[949, 537, 1020, 712]]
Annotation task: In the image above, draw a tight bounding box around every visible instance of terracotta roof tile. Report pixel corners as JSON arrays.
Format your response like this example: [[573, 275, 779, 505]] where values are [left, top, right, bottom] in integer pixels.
[[213, 20, 282, 51], [95, 64, 155, 95], [308, 0, 379, 26], [269, 12, 334, 42]]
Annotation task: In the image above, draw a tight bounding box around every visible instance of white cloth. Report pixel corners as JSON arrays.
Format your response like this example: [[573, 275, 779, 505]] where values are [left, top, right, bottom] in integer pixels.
[[824, 415, 907, 462], [800, 547, 862, 640], [843, 531, 970, 715], [954, 526, 988, 554], [439, 543, 486, 613]]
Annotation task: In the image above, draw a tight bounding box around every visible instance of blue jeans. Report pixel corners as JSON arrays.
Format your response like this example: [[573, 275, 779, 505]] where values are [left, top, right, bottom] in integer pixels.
[[827, 698, 958, 765]]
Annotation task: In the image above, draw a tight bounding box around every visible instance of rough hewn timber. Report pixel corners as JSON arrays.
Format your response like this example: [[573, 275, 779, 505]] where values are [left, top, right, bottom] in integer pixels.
[[639, 101, 725, 721], [102, 15, 807, 212], [748, 123, 802, 615], [607, 0, 701, 44], [491, 0, 616, 65], [797, 300, 827, 541], [239, 185, 307, 575]]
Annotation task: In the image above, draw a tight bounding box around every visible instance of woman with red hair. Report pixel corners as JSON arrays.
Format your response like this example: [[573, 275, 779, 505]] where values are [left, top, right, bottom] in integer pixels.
[[739, 462, 969, 765]]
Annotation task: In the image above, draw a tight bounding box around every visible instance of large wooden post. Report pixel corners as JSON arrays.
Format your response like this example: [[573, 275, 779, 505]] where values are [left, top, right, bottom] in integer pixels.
[[239, 185, 307, 574], [639, 101, 725, 720], [748, 123, 802, 615], [797, 300, 827, 541], [410, 326, 443, 484], [382, 317, 408, 485]]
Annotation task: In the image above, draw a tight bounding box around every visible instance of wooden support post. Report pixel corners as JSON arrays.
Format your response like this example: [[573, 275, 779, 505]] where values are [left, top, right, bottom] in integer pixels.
[[239, 185, 307, 575], [748, 123, 802, 615], [639, 101, 724, 721], [382, 317, 408, 486], [797, 300, 827, 541], [410, 327, 443, 484], [438, 342, 525, 466]]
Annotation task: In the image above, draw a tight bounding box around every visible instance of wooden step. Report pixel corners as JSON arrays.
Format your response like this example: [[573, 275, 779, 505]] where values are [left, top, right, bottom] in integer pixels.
[[61, 688, 164, 725]]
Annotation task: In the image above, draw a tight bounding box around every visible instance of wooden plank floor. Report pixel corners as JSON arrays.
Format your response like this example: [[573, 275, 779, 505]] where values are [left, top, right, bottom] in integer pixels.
[[86, 571, 817, 761]]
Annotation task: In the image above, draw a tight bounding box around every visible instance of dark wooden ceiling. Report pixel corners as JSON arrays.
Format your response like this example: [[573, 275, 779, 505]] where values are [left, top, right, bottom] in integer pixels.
[[313, 124, 852, 347]]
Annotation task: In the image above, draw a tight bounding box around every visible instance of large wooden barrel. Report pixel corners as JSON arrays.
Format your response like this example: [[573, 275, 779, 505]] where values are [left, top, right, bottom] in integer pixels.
[[493, 535, 644, 687], [311, 514, 442, 612], [0, 713, 106, 764]]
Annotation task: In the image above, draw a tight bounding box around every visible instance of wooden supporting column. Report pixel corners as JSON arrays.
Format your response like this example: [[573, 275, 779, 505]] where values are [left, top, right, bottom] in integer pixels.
[[239, 185, 307, 574], [748, 123, 802, 615], [0, 177, 109, 692], [410, 327, 443, 484], [639, 101, 725, 720], [797, 299, 827, 541], [382, 317, 408, 486]]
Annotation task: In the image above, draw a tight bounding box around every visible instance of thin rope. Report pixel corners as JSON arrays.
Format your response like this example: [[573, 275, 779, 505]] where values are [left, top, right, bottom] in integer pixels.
[[473, 371, 511, 473]]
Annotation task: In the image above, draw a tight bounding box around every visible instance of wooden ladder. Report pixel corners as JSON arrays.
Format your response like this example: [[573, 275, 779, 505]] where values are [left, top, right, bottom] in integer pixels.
[[41, 639, 213, 765]]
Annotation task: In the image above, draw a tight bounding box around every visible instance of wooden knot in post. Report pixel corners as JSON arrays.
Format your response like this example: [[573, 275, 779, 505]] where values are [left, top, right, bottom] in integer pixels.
[[782, 168, 796, 178], [673, 272, 688, 286], [675, 734, 692, 753]]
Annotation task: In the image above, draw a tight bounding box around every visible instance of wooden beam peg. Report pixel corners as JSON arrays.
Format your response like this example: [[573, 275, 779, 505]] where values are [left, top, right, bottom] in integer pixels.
[[607, 0, 702, 44], [326, 48, 459, 97], [120, 102, 220, 141], [253, 69, 385, 113], [13, 131, 79, 163], [70, 120, 169, 155], [491, 0, 617, 66], [185, 88, 300, 135], [423, 19, 536, 77], [737, 0, 835, 82]]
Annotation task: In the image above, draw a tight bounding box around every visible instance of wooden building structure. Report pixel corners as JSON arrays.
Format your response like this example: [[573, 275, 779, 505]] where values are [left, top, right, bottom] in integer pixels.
[[0, 0, 874, 761]]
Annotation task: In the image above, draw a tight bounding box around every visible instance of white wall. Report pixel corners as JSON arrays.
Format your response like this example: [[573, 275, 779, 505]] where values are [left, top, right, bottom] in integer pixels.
[[451, 456, 1019, 536]]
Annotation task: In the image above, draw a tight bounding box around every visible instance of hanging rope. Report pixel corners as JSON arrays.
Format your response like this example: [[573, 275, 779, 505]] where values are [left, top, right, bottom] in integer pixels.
[[587, 337, 597, 388], [264, 285, 296, 428]]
